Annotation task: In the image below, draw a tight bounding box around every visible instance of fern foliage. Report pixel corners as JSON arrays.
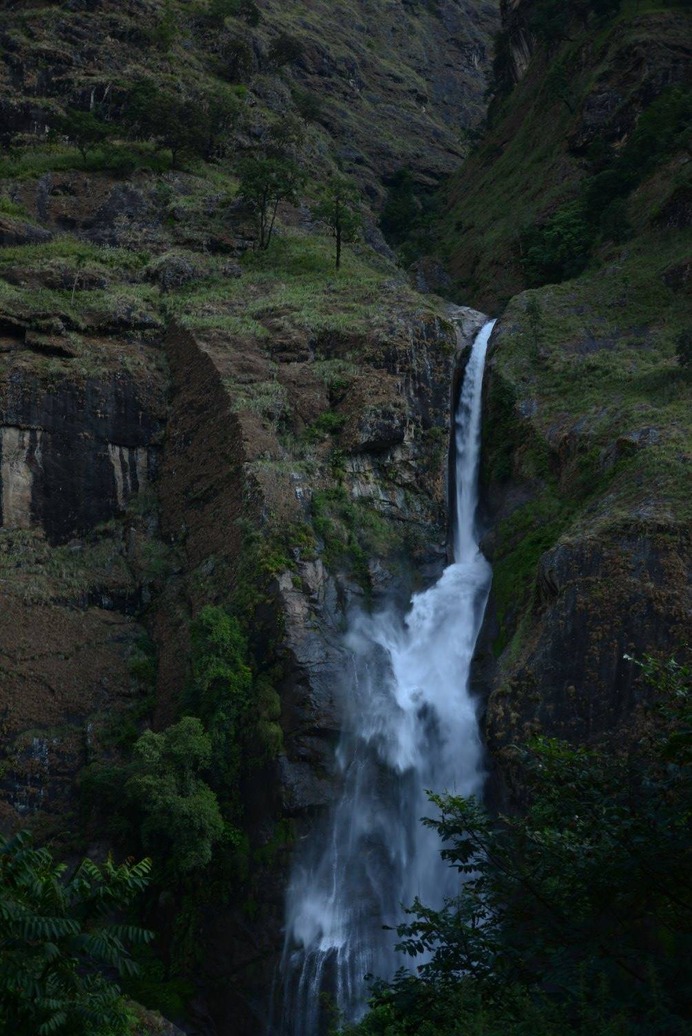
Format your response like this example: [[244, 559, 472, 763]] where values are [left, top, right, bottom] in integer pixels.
[[0, 832, 152, 1036]]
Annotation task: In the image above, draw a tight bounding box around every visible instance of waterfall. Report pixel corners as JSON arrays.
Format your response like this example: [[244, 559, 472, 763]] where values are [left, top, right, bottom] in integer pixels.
[[278, 319, 496, 1035]]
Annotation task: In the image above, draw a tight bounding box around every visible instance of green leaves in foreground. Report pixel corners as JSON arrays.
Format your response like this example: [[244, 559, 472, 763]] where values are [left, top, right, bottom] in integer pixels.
[[346, 657, 692, 1036], [0, 832, 152, 1036]]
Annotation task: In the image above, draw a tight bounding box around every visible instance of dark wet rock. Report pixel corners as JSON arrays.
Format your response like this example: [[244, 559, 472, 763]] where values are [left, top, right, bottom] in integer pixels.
[[0, 370, 164, 543]]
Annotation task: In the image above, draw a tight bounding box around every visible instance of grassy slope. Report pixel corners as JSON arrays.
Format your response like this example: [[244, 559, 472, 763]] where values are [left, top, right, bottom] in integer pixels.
[[442, 0, 690, 308]]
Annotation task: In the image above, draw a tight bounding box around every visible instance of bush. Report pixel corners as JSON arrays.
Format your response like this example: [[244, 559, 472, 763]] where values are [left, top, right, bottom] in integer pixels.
[[0, 833, 151, 1036], [126, 718, 225, 877], [267, 32, 304, 68], [345, 657, 692, 1036], [521, 201, 593, 285], [53, 108, 112, 164]]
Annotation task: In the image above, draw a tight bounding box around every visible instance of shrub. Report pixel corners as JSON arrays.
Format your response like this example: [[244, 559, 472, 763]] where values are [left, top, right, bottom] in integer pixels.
[[0, 832, 151, 1036], [521, 201, 593, 285], [126, 718, 225, 877], [53, 108, 112, 164], [267, 32, 304, 68], [345, 657, 692, 1035], [675, 328, 691, 368]]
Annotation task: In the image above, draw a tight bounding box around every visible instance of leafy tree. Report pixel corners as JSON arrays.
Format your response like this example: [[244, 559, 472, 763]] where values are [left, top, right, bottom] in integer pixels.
[[521, 200, 593, 286], [125, 717, 225, 877], [199, 86, 242, 159], [346, 657, 692, 1036], [0, 832, 152, 1036], [125, 82, 239, 166], [187, 603, 284, 792], [55, 108, 112, 164], [238, 155, 305, 249], [311, 174, 361, 269], [125, 83, 201, 167]]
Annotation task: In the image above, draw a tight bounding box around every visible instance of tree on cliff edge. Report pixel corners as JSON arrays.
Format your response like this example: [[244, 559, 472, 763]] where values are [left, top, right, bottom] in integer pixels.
[[312, 174, 361, 269]]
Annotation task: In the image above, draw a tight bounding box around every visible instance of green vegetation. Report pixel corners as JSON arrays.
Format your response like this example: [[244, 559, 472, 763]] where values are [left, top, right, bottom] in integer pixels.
[[126, 718, 225, 877], [238, 155, 306, 249], [84, 606, 282, 882], [0, 832, 152, 1036], [491, 493, 571, 656], [521, 87, 691, 287], [311, 174, 362, 269], [344, 657, 692, 1036], [54, 108, 112, 165], [79, 602, 285, 1007], [311, 487, 419, 596], [167, 232, 436, 341], [443, 0, 690, 306], [483, 226, 690, 652], [123, 80, 241, 166]]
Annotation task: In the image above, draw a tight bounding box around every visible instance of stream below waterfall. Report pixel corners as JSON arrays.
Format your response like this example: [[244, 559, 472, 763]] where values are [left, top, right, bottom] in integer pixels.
[[276, 319, 496, 1035]]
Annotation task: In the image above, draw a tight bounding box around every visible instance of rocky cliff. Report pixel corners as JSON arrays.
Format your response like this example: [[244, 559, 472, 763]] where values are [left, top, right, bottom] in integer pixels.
[[442, 0, 690, 795], [0, 1, 498, 1028], [1, 0, 689, 1031]]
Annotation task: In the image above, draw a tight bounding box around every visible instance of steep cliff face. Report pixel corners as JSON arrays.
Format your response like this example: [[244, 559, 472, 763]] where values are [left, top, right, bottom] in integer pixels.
[[147, 302, 485, 1031], [0, 200, 472, 1036], [443, 1, 690, 309], [450, 0, 691, 792], [2, 0, 688, 1030], [0, 1, 501, 1024], [0, 286, 167, 836], [157, 300, 481, 801], [478, 293, 689, 793], [0, 0, 497, 198], [0, 0, 497, 803]]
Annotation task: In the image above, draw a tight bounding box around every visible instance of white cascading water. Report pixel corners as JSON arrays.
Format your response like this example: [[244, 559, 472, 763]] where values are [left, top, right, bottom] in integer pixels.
[[278, 319, 496, 1035]]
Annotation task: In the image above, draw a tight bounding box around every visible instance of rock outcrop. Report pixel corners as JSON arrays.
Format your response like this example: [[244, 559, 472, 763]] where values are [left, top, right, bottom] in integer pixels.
[[477, 292, 690, 801], [0, 343, 166, 837]]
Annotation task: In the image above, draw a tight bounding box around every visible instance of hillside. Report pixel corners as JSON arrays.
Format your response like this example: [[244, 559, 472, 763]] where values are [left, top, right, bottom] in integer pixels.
[[435, 0, 690, 788], [0, 0, 690, 1033], [0, 1, 498, 1032]]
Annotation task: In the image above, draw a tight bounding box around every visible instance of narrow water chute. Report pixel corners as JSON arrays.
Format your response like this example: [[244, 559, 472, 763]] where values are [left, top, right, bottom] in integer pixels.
[[279, 319, 496, 1034]]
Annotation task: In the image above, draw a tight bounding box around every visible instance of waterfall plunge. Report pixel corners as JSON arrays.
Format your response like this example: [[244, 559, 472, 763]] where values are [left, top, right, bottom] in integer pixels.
[[278, 319, 496, 1035]]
